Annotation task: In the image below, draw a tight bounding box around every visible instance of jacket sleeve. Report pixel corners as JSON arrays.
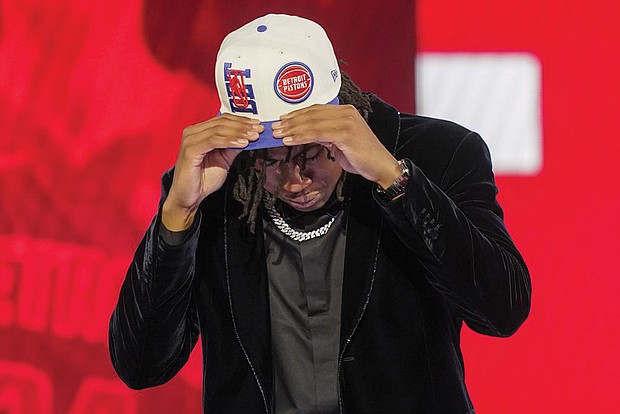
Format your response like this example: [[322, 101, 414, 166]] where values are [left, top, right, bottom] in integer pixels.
[[375, 131, 531, 337], [108, 170, 201, 389]]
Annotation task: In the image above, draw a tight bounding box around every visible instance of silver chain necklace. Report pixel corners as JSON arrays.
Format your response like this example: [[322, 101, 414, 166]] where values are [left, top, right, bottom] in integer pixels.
[[265, 204, 336, 242]]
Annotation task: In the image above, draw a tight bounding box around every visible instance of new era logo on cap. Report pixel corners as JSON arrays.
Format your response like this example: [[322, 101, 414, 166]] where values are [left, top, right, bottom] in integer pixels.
[[215, 14, 341, 150]]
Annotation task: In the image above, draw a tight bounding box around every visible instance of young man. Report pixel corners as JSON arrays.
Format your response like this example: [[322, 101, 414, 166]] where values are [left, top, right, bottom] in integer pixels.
[[109, 14, 531, 413]]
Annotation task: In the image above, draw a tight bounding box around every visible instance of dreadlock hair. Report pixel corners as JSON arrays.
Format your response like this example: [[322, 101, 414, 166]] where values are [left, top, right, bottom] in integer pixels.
[[232, 70, 373, 233]]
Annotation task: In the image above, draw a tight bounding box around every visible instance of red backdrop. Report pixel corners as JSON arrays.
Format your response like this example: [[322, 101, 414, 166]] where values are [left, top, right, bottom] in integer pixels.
[[1, 0, 619, 413]]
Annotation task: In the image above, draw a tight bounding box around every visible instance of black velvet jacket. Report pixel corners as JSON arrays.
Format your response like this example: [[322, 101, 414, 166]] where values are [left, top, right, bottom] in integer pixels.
[[109, 96, 531, 413]]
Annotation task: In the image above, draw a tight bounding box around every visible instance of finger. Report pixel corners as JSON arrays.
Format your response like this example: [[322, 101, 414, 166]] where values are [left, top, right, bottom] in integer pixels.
[[272, 108, 328, 136], [278, 103, 355, 127], [181, 133, 248, 161], [196, 133, 251, 151], [273, 117, 344, 146], [185, 122, 262, 150], [274, 103, 355, 134], [183, 113, 261, 135]]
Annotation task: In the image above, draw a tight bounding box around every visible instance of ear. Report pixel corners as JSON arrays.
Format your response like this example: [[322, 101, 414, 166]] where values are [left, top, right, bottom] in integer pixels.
[[324, 144, 336, 162]]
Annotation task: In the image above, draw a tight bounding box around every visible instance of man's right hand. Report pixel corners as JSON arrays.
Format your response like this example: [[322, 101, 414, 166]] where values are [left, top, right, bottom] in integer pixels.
[[162, 114, 263, 231]]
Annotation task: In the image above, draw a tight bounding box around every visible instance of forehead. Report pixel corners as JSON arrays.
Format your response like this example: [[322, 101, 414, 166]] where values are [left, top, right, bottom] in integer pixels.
[[263, 144, 320, 160]]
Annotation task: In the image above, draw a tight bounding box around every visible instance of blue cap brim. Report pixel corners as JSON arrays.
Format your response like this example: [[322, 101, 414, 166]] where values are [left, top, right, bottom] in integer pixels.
[[245, 96, 339, 151]]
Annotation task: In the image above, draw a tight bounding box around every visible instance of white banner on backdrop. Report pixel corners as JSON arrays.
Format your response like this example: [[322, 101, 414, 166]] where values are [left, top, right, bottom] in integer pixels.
[[416, 52, 542, 175]]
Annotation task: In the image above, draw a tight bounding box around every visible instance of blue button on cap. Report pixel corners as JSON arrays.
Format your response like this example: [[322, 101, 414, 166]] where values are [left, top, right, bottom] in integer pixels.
[[257, 25, 267, 32]]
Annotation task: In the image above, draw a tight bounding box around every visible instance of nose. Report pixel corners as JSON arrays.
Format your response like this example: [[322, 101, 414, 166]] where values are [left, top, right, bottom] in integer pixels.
[[281, 163, 312, 193]]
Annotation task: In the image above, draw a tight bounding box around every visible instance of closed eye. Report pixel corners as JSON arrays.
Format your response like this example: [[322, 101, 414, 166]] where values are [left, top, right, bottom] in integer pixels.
[[264, 159, 281, 169], [295, 146, 324, 164], [304, 151, 321, 162], [260, 145, 324, 171]]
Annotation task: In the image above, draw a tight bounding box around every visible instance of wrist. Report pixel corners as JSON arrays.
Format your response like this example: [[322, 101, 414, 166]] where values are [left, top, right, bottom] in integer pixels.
[[376, 157, 402, 189], [162, 199, 197, 231]]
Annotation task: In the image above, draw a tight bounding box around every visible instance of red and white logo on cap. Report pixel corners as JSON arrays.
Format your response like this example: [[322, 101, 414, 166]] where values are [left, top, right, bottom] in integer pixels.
[[274, 62, 314, 103]]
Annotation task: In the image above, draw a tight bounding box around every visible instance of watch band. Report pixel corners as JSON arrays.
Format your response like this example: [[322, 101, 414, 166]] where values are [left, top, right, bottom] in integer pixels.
[[375, 159, 410, 202]]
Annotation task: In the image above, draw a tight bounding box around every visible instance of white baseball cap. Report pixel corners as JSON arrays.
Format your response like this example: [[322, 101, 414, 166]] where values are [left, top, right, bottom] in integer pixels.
[[215, 14, 342, 150]]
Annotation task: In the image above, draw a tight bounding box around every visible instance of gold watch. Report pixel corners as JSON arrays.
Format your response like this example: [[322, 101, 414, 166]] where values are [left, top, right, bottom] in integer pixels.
[[375, 159, 410, 202]]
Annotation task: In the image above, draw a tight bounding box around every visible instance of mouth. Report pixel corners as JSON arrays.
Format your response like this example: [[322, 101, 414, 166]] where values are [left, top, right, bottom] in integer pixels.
[[282, 191, 321, 210]]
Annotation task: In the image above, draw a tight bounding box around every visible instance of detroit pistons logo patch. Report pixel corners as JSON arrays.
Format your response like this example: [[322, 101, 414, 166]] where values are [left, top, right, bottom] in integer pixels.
[[274, 62, 313, 103]]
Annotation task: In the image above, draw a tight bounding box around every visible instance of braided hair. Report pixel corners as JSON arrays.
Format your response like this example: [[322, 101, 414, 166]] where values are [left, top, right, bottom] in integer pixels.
[[232, 70, 373, 233]]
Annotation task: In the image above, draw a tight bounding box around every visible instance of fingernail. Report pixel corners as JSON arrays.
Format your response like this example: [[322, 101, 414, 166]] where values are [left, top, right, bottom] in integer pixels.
[[282, 137, 293, 145], [235, 139, 249, 145], [272, 122, 281, 129], [246, 131, 258, 137], [252, 124, 263, 131], [273, 129, 282, 137]]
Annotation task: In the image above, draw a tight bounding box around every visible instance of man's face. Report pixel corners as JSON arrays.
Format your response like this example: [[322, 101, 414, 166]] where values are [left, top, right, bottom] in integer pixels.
[[255, 144, 343, 211]]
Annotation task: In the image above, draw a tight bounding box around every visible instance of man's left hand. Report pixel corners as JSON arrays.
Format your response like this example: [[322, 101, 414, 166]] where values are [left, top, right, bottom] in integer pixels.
[[272, 104, 401, 189]]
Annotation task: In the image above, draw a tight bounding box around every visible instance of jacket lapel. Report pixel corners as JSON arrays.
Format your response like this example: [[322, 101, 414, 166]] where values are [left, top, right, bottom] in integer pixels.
[[340, 96, 401, 348], [339, 181, 382, 348], [223, 190, 273, 408]]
